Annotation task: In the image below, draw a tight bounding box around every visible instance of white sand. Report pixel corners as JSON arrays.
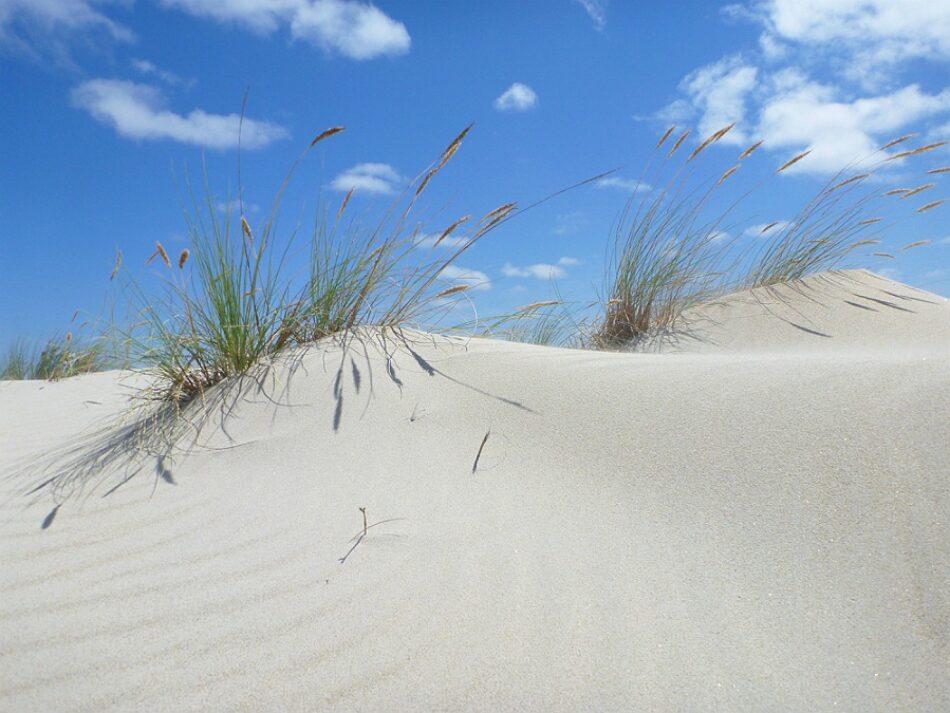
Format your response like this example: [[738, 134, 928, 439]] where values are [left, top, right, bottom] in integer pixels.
[[1, 269, 948, 711]]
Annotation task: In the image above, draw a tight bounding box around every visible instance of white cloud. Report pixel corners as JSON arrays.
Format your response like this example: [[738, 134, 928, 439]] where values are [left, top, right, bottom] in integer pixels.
[[70, 79, 288, 149], [558, 256, 580, 266], [0, 0, 133, 59], [131, 58, 190, 86], [216, 199, 260, 214], [414, 233, 469, 250], [574, 0, 607, 31], [501, 262, 567, 280], [756, 0, 950, 77], [494, 83, 538, 112], [439, 265, 491, 291], [159, 0, 410, 60], [329, 163, 403, 194], [742, 221, 789, 237], [553, 211, 585, 235], [678, 55, 757, 145], [595, 177, 650, 192], [758, 78, 950, 173], [709, 230, 732, 244]]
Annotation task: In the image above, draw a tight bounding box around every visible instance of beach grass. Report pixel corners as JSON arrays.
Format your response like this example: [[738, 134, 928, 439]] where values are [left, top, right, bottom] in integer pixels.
[[119, 124, 513, 406], [584, 126, 944, 350], [0, 335, 106, 381]]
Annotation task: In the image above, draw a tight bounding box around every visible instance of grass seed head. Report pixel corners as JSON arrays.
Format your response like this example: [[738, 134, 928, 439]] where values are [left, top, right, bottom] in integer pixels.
[[667, 129, 691, 158], [777, 150, 811, 173], [917, 199, 946, 213], [110, 250, 122, 281], [900, 183, 935, 199], [738, 140, 764, 161], [656, 125, 676, 149], [879, 133, 916, 151], [717, 164, 740, 184], [155, 241, 171, 268], [241, 216, 253, 241], [310, 126, 345, 147]]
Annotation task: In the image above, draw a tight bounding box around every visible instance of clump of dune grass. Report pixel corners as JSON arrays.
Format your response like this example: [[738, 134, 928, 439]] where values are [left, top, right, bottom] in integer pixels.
[[122, 123, 515, 408], [1, 335, 105, 380], [590, 125, 946, 350], [744, 137, 947, 287], [591, 122, 744, 349]]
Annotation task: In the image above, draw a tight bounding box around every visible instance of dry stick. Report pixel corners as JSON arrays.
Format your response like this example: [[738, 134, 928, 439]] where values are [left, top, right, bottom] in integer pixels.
[[472, 430, 490, 473], [339, 507, 368, 564]]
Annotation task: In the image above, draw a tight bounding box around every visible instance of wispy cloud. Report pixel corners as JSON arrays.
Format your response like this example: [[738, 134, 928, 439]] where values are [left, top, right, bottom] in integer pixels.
[[70, 79, 288, 149], [742, 220, 790, 237], [558, 256, 581, 266], [415, 233, 469, 250], [329, 163, 403, 194], [595, 177, 650, 192], [131, 59, 192, 87], [216, 199, 260, 214], [502, 262, 567, 279], [439, 265, 491, 291], [158, 0, 410, 60], [678, 55, 757, 145], [494, 82, 538, 112], [573, 0, 607, 31], [553, 211, 586, 235], [0, 0, 134, 61]]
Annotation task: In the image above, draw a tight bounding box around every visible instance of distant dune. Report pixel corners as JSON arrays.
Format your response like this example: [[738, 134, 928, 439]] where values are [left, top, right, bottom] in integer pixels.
[[2, 270, 948, 712]]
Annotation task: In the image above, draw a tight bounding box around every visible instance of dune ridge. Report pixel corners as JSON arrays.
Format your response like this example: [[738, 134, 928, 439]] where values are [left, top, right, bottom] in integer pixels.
[[1, 270, 948, 712]]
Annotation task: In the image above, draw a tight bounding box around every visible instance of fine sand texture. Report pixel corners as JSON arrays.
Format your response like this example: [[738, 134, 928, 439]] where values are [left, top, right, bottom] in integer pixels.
[[1, 270, 948, 711]]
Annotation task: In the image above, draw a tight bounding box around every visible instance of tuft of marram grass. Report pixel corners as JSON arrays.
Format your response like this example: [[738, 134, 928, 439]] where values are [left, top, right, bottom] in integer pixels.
[[1, 335, 106, 381], [591, 123, 940, 350], [121, 124, 511, 407]]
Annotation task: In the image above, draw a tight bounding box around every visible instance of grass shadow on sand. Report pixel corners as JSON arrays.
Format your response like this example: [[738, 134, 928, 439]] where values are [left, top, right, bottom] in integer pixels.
[[2, 328, 535, 527]]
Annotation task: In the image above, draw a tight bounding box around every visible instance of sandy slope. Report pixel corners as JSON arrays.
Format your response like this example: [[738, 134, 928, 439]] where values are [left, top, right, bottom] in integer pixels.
[[1, 270, 948, 712]]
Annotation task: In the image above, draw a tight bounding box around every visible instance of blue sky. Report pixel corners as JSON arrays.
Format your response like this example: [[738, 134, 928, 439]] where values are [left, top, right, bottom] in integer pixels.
[[2, 0, 949, 348]]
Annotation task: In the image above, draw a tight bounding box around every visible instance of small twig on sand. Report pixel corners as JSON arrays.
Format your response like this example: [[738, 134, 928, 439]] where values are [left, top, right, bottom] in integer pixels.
[[472, 430, 490, 473], [359, 506, 367, 537]]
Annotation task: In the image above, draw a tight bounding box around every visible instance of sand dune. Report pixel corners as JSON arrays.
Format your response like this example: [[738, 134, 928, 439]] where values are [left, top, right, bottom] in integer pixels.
[[1, 270, 948, 711]]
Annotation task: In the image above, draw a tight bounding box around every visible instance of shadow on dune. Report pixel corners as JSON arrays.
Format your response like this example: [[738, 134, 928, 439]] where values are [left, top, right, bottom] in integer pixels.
[[638, 270, 935, 352], [2, 328, 534, 526]]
